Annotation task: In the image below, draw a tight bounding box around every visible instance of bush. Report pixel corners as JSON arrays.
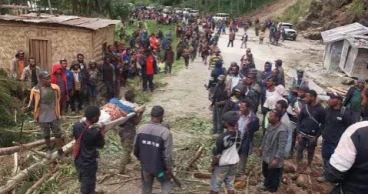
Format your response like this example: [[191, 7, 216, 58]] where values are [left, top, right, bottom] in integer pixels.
[[0, 69, 21, 126], [277, 0, 313, 24]]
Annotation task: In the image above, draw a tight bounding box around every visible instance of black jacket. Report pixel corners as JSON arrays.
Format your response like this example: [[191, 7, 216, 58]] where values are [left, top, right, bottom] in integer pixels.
[[73, 122, 105, 169], [297, 103, 325, 136]]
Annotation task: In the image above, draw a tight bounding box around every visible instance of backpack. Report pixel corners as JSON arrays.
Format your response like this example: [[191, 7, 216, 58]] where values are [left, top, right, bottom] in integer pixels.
[[219, 131, 240, 166]]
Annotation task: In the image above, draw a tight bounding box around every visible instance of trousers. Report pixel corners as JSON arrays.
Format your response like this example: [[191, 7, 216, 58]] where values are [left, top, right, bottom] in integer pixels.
[[262, 161, 282, 192], [141, 170, 172, 194]]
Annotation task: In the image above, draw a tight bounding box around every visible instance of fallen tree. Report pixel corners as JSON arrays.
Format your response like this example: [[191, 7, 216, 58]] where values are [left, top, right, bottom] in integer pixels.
[[0, 114, 136, 193], [0, 138, 56, 156]]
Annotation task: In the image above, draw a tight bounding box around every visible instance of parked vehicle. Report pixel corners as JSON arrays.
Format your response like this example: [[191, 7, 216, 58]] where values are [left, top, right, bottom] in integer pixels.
[[278, 22, 298, 41], [213, 13, 230, 22], [163, 6, 172, 13], [174, 8, 183, 14], [188, 9, 199, 17], [183, 8, 191, 15]]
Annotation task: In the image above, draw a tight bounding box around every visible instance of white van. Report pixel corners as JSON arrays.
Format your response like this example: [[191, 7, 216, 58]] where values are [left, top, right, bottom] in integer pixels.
[[213, 13, 230, 21], [183, 8, 192, 15], [189, 9, 199, 17]]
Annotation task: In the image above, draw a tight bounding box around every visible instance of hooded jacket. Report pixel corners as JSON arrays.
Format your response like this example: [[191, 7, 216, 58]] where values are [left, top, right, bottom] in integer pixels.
[[51, 64, 68, 99]]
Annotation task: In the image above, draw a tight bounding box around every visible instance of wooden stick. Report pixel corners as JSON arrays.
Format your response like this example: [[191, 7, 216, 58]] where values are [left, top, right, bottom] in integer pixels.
[[25, 168, 57, 194], [187, 146, 204, 169], [109, 177, 140, 192], [13, 142, 47, 159], [12, 153, 19, 176], [0, 138, 55, 156]]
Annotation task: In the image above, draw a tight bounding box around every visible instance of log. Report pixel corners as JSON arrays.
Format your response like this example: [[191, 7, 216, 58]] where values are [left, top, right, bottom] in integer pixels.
[[13, 142, 47, 159], [0, 138, 56, 156], [0, 140, 74, 194], [193, 172, 211, 179], [187, 146, 204, 169], [25, 168, 57, 194], [0, 5, 29, 9]]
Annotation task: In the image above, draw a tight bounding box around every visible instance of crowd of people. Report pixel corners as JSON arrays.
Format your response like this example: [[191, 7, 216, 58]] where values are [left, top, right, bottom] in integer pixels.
[[9, 12, 368, 194]]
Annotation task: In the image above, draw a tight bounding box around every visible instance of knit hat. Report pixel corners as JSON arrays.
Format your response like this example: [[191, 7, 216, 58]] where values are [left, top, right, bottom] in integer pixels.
[[357, 77, 366, 84], [327, 92, 343, 101]]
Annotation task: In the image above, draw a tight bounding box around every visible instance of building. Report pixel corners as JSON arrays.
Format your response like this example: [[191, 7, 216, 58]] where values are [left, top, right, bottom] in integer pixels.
[[0, 13, 120, 72], [321, 23, 368, 72], [339, 35, 368, 77]]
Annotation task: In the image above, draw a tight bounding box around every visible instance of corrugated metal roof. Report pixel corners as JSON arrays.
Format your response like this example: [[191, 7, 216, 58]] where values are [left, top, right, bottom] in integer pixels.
[[321, 23, 368, 43], [0, 13, 120, 30]]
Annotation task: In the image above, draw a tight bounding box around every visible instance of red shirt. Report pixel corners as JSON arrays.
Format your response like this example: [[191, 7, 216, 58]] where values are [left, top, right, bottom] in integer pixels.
[[146, 55, 154, 75]]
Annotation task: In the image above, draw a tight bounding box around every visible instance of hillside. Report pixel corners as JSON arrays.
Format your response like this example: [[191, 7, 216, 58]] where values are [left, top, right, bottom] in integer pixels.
[[277, 0, 368, 39]]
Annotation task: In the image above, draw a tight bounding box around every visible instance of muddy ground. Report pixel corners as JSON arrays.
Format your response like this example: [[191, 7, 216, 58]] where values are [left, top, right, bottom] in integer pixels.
[[93, 27, 341, 194]]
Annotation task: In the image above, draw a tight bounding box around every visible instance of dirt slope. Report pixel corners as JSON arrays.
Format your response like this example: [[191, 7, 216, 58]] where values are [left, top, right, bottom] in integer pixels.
[[250, 0, 298, 20]]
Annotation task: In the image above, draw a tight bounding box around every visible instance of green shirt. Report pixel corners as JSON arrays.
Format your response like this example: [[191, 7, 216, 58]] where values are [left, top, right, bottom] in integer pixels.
[[348, 89, 362, 111]]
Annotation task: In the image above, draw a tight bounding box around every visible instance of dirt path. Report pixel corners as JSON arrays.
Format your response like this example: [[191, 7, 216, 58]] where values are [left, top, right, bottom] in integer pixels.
[[96, 26, 339, 194]]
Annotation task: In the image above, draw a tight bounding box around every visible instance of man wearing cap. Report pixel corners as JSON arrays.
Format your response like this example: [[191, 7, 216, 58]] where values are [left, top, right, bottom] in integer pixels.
[[296, 89, 325, 173], [258, 109, 288, 193], [211, 74, 228, 134], [274, 59, 285, 87], [209, 111, 241, 194], [292, 69, 309, 88], [209, 50, 223, 70], [134, 106, 173, 194], [317, 92, 355, 182], [22, 71, 65, 159], [73, 106, 106, 194], [10, 50, 26, 80], [343, 77, 365, 122]]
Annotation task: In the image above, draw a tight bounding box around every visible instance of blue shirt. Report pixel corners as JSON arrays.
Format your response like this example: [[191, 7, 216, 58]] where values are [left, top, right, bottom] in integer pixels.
[[64, 69, 74, 90]]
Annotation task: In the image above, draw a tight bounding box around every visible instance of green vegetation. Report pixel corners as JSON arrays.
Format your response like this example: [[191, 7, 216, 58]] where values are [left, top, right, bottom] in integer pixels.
[[276, 0, 313, 24], [349, 0, 366, 19]]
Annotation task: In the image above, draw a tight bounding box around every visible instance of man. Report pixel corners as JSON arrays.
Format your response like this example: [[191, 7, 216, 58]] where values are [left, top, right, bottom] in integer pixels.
[[245, 73, 261, 113], [317, 92, 355, 182], [73, 106, 106, 194], [287, 86, 308, 158], [70, 63, 85, 114], [227, 31, 235, 47], [226, 64, 241, 94], [209, 50, 223, 70], [121, 48, 132, 87], [289, 69, 309, 101], [239, 60, 250, 79], [162, 45, 174, 74], [236, 99, 260, 180], [140, 49, 157, 92], [343, 77, 365, 122], [60, 59, 74, 113], [324, 121, 368, 193], [181, 45, 193, 69], [240, 32, 248, 49], [274, 59, 285, 87], [208, 60, 225, 101], [23, 71, 65, 159], [157, 28, 164, 40], [118, 91, 145, 174], [296, 90, 325, 173], [259, 62, 273, 106], [222, 85, 245, 114], [134, 106, 173, 194], [72, 53, 87, 70], [211, 75, 228, 134], [209, 111, 241, 194], [87, 60, 100, 106], [10, 50, 26, 80], [101, 56, 116, 101], [275, 100, 293, 158], [258, 109, 288, 193], [51, 64, 69, 116], [20, 57, 40, 90]]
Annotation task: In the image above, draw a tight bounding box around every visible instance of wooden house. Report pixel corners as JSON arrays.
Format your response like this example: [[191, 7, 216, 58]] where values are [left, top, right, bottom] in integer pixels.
[[0, 13, 120, 72], [339, 35, 368, 77]]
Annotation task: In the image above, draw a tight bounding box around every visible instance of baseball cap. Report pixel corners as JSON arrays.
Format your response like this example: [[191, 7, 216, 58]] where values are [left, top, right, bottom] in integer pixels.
[[297, 69, 304, 73], [327, 92, 343, 101], [357, 77, 366, 84], [222, 111, 239, 127], [38, 71, 50, 78], [151, 105, 164, 117], [307, 89, 318, 97]]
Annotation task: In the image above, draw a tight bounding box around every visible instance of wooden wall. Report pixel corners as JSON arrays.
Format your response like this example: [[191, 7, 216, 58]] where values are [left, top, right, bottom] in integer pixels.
[[92, 25, 115, 65]]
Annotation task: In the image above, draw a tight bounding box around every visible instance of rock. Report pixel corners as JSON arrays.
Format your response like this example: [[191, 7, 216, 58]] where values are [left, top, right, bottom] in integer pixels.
[[283, 160, 297, 173], [296, 174, 309, 189], [303, 30, 322, 40], [341, 78, 355, 85], [235, 180, 246, 189]]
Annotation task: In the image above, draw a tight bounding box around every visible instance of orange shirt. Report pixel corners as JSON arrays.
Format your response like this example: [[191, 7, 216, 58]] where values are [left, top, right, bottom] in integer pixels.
[[18, 60, 25, 78]]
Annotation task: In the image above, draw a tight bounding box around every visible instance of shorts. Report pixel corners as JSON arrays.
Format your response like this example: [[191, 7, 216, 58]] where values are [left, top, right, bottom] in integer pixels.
[[88, 85, 98, 97], [77, 167, 97, 194], [296, 134, 317, 152], [38, 119, 63, 138], [210, 165, 237, 192]]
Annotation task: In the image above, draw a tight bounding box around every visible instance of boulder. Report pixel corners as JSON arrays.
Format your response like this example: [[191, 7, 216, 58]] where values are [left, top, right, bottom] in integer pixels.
[[283, 160, 297, 173], [341, 78, 355, 85], [302, 30, 322, 40], [296, 174, 309, 189]]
